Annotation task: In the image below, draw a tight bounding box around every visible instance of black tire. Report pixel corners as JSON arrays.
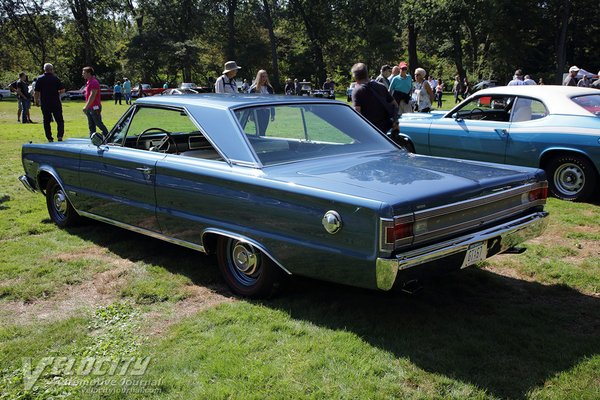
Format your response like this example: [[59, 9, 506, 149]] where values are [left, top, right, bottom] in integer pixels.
[[46, 178, 79, 227], [216, 237, 281, 298], [546, 154, 597, 201]]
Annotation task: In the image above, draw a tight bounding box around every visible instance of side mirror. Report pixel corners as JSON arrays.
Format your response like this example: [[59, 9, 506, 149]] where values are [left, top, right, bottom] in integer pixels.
[[90, 132, 105, 147]]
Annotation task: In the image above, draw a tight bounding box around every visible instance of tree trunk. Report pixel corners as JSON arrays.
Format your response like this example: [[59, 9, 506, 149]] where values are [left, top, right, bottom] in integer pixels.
[[67, 0, 95, 67], [452, 30, 466, 81], [555, 0, 570, 84], [407, 20, 418, 72], [262, 0, 281, 92], [226, 0, 237, 60], [289, 0, 326, 85]]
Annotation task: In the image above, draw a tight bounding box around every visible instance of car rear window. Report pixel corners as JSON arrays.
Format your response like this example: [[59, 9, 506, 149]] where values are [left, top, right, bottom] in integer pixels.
[[571, 95, 600, 116], [234, 104, 396, 165]]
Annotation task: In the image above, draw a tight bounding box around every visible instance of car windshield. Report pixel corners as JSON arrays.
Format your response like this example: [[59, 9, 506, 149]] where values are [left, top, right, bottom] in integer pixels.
[[571, 94, 600, 116], [234, 104, 396, 165]]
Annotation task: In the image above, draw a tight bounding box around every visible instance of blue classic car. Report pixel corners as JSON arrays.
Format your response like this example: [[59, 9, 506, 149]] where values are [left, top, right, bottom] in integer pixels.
[[20, 95, 548, 297], [397, 86, 600, 201]]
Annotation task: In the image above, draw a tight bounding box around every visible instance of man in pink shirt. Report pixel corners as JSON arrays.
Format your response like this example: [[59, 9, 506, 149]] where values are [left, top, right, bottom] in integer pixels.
[[82, 66, 109, 137]]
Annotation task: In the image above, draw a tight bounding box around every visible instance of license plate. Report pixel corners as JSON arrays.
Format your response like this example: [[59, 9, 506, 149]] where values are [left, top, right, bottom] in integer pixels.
[[461, 241, 487, 268]]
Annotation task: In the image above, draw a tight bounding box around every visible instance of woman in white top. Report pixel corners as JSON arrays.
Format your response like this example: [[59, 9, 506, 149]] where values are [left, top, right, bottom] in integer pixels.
[[412, 68, 435, 112], [249, 70, 275, 135]]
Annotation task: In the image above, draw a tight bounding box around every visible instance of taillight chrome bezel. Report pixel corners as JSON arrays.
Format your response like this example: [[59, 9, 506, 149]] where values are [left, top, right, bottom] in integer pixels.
[[380, 213, 414, 252]]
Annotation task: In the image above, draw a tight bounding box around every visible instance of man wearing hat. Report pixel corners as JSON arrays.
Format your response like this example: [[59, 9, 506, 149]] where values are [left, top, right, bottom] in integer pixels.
[[215, 61, 241, 93], [563, 66, 579, 86]]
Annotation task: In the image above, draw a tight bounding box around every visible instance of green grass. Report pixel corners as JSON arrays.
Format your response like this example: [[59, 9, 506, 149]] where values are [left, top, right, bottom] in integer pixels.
[[0, 98, 599, 399]]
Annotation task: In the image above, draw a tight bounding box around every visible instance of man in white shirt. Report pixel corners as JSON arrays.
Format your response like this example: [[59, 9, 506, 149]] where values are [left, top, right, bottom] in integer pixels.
[[215, 61, 241, 93], [508, 69, 526, 86]]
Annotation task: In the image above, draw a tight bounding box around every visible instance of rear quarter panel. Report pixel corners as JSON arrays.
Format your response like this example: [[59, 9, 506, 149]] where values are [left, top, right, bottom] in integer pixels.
[[154, 156, 387, 289]]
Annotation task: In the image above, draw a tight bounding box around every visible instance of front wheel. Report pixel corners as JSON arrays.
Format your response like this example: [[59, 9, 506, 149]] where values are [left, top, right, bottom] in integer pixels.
[[546, 154, 597, 201], [46, 178, 79, 227], [217, 237, 281, 298]]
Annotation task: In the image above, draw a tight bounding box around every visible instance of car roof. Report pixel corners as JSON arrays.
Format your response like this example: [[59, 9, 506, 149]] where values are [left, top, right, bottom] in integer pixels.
[[468, 85, 600, 116], [136, 93, 339, 110], [133, 94, 348, 166]]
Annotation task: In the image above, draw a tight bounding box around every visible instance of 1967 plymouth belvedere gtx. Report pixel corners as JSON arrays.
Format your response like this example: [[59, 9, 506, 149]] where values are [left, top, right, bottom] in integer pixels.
[[20, 95, 549, 297]]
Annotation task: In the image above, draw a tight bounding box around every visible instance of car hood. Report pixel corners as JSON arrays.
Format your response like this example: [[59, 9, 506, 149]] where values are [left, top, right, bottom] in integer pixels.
[[399, 111, 445, 121], [267, 151, 543, 213]]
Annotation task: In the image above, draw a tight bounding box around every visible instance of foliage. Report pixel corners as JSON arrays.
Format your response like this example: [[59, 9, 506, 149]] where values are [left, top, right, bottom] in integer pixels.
[[1, 0, 599, 89]]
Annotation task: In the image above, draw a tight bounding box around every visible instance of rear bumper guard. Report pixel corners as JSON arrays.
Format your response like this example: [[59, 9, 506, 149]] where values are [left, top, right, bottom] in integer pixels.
[[376, 211, 548, 290], [19, 175, 37, 193]]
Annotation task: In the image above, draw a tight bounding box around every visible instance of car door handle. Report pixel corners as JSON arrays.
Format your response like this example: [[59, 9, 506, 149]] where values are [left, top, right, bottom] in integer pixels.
[[135, 167, 153, 175], [495, 128, 508, 137]]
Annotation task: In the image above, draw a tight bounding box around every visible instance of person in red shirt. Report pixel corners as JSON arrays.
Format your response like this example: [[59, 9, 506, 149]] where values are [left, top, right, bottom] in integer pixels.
[[82, 66, 109, 137]]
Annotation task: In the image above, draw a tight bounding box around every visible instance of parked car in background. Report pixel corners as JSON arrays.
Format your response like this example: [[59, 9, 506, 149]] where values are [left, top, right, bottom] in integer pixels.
[[62, 84, 113, 100], [179, 82, 210, 93], [132, 84, 165, 97], [20, 95, 548, 298], [346, 83, 356, 102], [161, 88, 200, 95], [397, 85, 600, 201], [297, 81, 312, 96], [310, 88, 335, 99], [0, 87, 13, 100], [472, 80, 498, 93]]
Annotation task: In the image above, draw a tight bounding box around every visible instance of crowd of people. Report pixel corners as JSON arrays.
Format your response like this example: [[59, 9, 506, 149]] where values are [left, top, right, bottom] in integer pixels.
[[10, 59, 600, 143]]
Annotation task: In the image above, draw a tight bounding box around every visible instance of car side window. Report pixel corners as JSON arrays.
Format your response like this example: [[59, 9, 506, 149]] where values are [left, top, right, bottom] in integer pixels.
[[511, 98, 548, 122], [452, 95, 515, 122]]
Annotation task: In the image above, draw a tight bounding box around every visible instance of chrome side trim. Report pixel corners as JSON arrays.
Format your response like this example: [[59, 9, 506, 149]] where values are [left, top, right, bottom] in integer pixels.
[[77, 210, 205, 252], [375, 211, 548, 290], [19, 175, 37, 193], [201, 228, 292, 275]]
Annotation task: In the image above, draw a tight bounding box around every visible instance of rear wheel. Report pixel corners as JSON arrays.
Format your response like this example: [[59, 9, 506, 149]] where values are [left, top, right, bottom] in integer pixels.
[[216, 237, 281, 298], [546, 154, 597, 201], [46, 178, 79, 227]]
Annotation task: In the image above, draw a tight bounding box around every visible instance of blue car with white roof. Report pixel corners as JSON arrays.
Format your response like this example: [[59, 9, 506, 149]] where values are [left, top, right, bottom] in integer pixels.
[[398, 85, 600, 201]]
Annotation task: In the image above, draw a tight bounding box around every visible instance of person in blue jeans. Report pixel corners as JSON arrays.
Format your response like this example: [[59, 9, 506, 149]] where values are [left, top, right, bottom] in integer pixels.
[[114, 81, 123, 105], [123, 78, 132, 104], [82, 66, 109, 137], [15, 72, 32, 123]]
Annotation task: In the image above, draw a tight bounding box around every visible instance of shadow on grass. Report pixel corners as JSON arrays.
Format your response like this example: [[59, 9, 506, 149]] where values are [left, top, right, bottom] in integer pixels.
[[66, 220, 600, 399], [266, 272, 600, 399]]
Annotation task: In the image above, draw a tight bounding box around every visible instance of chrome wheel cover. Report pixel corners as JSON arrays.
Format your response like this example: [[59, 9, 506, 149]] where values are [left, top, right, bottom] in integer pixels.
[[554, 162, 585, 196], [53, 189, 68, 217], [227, 240, 262, 286]]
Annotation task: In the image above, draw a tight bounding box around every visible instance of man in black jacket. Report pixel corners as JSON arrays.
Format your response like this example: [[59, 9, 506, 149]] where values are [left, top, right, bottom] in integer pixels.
[[351, 63, 398, 134]]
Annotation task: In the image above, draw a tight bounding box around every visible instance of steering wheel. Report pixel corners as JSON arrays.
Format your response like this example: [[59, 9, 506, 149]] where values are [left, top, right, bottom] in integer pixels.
[[136, 127, 177, 153], [469, 107, 486, 120]]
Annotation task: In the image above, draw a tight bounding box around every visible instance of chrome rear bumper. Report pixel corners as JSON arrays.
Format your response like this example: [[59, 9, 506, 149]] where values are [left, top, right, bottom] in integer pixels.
[[376, 211, 548, 290], [19, 175, 37, 193]]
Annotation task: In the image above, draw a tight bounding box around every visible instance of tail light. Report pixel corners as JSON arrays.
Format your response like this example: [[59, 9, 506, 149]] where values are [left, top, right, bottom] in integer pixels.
[[380, 215, 414, 251], [523, 184, 548, 204]]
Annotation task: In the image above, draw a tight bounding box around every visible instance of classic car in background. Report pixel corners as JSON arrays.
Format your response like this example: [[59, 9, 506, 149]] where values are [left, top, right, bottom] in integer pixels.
[[180, 83, 210, 93], [132, 84, 165, 97], [161, 88, 201, 95], [0, 87, 13, 100], [20, 95, 548, 297], [297, 81, 312, 96], [472, 80, 498, 93], [61, 84, 113, 100], [398, 86, 600, 201]]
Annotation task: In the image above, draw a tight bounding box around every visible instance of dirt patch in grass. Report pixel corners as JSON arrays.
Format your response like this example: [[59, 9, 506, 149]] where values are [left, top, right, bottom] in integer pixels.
[[143, 284, 234, 337], [0, 248, 135, 325]]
